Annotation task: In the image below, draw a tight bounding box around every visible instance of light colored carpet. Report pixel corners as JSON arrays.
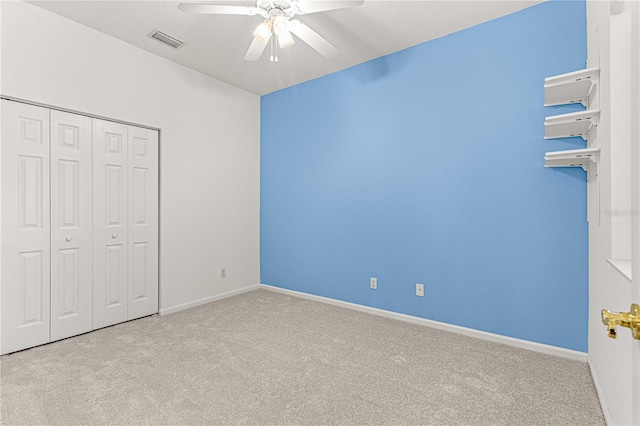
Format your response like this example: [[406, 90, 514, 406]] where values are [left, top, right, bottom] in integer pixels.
[[1, 288, 604, 425]]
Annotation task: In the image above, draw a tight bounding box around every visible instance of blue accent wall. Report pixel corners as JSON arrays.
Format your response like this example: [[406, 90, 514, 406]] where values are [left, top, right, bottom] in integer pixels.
[[261, 1, 588, 351]]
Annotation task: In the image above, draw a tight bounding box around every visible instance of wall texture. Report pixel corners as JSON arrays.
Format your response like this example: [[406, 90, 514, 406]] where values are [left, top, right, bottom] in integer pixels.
[[261, 1, 588, 351], [1, 1, 261, 312]]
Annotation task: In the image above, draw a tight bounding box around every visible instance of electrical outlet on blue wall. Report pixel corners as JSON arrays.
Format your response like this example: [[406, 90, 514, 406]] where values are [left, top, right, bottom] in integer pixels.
[[260, 1, 588, 352], [370, 277, 377, 290]]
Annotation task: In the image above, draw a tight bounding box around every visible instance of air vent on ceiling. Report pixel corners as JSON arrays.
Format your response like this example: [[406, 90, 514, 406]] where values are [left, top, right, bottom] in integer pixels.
[[148, 29, 185, 49]]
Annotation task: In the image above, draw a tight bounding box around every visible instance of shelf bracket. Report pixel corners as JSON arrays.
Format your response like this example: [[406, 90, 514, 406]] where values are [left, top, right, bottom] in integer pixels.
[[544, 110, 600, 140], [577, 155, 598, 173], [544, 67, 600, 108], [544, 148, 600, 175]]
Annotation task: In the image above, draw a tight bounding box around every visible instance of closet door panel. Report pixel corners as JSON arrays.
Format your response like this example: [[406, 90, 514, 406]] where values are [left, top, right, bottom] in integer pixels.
[[50, 110, 93, 341], [127, 126, 159, 320], [93, 119, 128, 329], [1, 100, 51, 355]]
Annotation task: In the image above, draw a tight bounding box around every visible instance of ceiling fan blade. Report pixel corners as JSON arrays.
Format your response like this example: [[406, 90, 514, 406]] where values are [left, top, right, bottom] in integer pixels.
[[295, 0, 363, 14], [245, 36, 270, 61], [289, 20, 338, 59], [178, 3, 257, 15]]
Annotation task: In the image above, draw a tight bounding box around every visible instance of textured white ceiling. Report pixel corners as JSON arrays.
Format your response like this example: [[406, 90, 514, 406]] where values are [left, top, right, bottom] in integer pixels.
[[28, 0, 544, 95]]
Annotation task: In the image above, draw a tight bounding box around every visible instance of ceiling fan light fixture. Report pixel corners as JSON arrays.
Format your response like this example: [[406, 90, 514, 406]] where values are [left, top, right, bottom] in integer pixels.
[[272, 15, 290, 35], [253, 20, 272, 44], [272, 15, 294, 48], [278, 30, 294, 48]]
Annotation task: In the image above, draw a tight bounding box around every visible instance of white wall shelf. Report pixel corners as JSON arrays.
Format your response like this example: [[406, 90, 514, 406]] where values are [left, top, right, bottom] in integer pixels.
[[544, 110, 600, 140], [542, 68, 601, 223], [544, 147, 600, 172], [544, 67, 599, 107]]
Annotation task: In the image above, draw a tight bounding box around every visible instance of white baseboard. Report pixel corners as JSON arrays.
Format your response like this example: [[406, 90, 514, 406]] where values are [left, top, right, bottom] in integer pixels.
[[159, 284, 260, 316], [588, 354, 612, 426], [259, 284, 588, 362]]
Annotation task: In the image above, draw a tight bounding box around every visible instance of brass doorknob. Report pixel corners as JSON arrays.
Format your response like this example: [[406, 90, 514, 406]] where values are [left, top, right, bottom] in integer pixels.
[[601, 304, 640, 340]]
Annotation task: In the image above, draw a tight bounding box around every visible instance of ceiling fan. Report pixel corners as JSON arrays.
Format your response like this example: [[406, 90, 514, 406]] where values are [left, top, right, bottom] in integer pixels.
[[178, 0, 364, 62]]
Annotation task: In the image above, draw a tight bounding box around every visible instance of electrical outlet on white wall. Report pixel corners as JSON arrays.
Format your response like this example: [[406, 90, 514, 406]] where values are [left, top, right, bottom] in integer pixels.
[[370, 277, 377, 290], [221, 268, 227, 278], [416, 283, 424, 297]]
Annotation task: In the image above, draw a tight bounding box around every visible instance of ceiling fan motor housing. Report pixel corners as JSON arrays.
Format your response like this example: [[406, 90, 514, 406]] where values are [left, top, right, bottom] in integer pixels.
[[257, 0, 297, 17]]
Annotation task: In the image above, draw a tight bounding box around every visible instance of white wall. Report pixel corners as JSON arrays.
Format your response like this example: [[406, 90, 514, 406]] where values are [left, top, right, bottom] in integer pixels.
[[0, 1, 261, 312]]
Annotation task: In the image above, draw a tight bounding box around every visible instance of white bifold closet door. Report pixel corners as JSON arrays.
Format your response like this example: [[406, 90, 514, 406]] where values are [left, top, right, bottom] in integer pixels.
[[50, 110, 93, 341], [1, 101, 51, 354], [126, 125, 159, 321], [1, 100, 158, 355], [93, 119, 158, 329]]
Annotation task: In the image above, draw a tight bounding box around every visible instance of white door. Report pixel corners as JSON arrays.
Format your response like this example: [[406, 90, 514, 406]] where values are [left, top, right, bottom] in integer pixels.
[[630, 2, 640, 423], [0, 100, 51, 355], [93, 119, 129, 329], [50, 110, 93, 341], [127, 126, 159, 320], [588, 1, 640, 424]]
